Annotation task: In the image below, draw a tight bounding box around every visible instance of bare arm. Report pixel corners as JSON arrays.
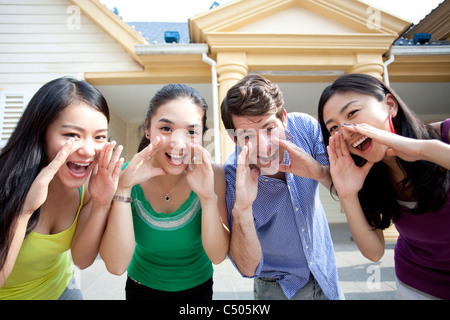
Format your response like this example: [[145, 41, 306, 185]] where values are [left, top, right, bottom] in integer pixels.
[[228, 142, 262, 277], [339, 195, 385, 262], [71, 142, 123, 270], [98, 187, 135, 275], [327, 133, 385, 262], [99, 137, 166, 275], [343, 123, 450, 170], [418, 139, 450, 170], [229, 206, 262, 276], [185, 144, 230, 264]]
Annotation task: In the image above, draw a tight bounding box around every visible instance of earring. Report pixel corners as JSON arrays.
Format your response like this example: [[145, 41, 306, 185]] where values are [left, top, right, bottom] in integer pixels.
[[388, 114, 396, 134]]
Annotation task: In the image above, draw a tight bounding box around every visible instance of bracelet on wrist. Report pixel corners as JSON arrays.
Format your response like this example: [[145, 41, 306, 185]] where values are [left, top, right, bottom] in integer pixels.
[[112, 195, 133, 203]]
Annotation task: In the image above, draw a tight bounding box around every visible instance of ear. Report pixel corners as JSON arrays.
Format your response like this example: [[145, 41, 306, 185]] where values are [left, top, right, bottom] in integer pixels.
[[385, 94, 398, 117], [144, 118, 150, 137], [227, 129, 238, 145]]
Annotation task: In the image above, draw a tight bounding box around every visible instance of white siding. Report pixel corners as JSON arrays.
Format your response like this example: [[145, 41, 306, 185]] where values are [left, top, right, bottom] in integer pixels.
[[0, 0, 142, 85], [0, 0, 143, 147]]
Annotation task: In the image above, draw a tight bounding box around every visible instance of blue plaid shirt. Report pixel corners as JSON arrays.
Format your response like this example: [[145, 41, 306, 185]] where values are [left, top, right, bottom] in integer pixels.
[[224, 112, 341, 300]]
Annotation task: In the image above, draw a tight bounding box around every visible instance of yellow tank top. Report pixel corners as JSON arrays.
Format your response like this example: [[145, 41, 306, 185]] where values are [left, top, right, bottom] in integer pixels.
[[0, 186, 84, 300]]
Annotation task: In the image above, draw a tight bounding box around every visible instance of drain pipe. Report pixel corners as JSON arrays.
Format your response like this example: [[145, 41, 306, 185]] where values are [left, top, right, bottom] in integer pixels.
[[383, 53, 395, 87], [202, 52, 221, 164]]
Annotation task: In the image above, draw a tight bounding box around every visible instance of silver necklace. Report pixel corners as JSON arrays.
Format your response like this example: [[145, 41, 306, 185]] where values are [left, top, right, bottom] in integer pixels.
[[164, 176, 185, 202]]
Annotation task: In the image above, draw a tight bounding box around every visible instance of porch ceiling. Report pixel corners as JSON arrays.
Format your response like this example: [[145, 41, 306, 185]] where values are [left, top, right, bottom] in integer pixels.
[[96, 80, 450, 126]]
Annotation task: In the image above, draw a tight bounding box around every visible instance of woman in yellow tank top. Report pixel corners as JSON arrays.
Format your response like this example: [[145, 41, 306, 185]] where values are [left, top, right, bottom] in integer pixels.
[[0, 78, 124, 299]]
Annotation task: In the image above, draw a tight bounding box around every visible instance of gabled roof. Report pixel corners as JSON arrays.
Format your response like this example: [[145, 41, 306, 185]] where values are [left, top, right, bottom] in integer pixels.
[[69, 0, 147, 62], [190, 0, 412, 44], [403, 0, 449, 41], [187, 0, 412, 61]]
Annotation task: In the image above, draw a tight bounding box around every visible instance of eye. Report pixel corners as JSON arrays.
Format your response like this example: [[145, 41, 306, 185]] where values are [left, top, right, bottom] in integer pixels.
[[64, 133, 79, 139], [188, 130, 199, 136], [160, 126, 172, 133], [347, 109, 358, 119], [95, 134, 108, 141], [328, 125, 338, 135], [244, 134, 255, 141], [266, 127, 276, 134]]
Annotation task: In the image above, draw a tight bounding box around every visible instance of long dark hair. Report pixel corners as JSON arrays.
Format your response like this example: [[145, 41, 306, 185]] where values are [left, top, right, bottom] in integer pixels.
[[317, 73, 448, 229], [0, 77, 109, 271], [138, 84, 208, 152]]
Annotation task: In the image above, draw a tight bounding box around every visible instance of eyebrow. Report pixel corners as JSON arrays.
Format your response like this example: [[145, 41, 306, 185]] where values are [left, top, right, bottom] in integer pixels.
[[324, 99, 358, 126], [261, 120, 278, 129], [61, 124, 107, 133], [158, 118, 201, 129]]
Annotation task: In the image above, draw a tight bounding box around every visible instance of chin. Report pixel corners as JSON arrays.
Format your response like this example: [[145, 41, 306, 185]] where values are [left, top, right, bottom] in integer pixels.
[[257, 162, 280, 176], [56, 169, 90, 189], [58, 175, 87, 189], [164, 163, 189, 175]]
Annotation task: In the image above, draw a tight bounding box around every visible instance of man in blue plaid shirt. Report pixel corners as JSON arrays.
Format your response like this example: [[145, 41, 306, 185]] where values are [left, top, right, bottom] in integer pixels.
[[221, 75, 342, 300]]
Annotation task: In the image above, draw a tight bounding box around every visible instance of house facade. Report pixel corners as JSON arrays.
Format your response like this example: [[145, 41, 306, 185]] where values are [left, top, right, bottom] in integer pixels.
[[1, 0, 450, 225]]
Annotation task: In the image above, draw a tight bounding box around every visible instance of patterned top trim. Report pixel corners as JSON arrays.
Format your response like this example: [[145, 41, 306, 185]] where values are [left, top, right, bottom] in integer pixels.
[[134, 194, 200, 231]]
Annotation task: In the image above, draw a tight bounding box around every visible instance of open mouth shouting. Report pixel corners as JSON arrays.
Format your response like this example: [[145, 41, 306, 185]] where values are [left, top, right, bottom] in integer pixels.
[[258, 149, 279, 165], [166, 152, 188, 166], [351, 136, 372, 153], [66, 161, 92, 178]]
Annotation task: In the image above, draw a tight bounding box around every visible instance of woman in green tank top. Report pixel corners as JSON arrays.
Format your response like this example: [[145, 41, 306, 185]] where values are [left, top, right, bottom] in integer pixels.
[[100, 84, 230, 300]]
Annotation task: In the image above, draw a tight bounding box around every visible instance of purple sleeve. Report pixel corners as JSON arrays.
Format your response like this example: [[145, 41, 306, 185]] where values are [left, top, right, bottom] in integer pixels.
[[443, 119, 450, 144]]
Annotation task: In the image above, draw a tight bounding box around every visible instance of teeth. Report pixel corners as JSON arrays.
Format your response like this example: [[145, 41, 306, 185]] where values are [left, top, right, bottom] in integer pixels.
[[72, 162, 89, 166], [169, 154, 184, 160], [167, 153, 186, 165], [352, 136, 368, 149]]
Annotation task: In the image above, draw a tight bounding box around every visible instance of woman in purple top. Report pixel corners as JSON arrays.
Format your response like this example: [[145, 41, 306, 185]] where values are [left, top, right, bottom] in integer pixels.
[[317, 73, 450, 300]]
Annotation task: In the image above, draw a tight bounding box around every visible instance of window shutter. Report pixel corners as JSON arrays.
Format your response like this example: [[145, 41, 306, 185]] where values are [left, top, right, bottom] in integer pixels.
[[0, 92, 25, 149]]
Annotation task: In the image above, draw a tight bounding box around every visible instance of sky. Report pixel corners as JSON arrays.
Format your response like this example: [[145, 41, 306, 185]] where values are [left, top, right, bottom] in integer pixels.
[[99, 0, 444, 24]]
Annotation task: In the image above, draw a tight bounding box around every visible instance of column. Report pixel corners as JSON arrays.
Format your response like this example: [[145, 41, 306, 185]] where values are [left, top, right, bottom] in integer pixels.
[[347, 54, 384, 80], [215, 52, 248, 163]]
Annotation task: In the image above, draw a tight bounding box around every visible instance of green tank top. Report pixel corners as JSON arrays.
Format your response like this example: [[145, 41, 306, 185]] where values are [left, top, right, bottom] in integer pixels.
[[127, 184, 213, 292]]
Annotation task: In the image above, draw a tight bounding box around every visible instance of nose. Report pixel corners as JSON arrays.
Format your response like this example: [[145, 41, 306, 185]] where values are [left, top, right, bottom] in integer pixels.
[[168, 129, 189, 153], [258, 130, 272, 157], [77, 138, 97, 158], [340, 123, 354, 140]]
